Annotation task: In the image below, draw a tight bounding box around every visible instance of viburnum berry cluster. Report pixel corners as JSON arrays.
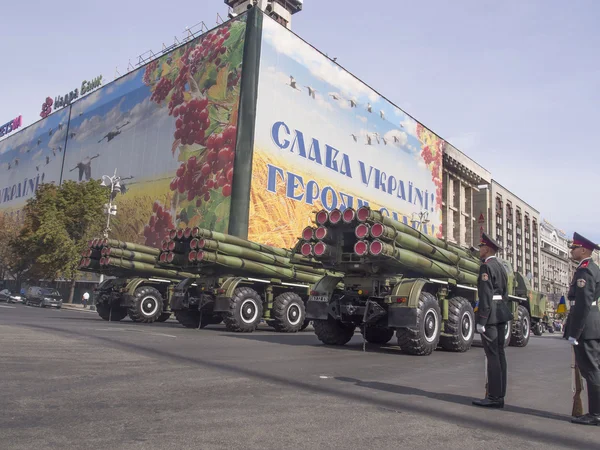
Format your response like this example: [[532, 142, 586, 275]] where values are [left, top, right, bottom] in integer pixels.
[[173, 98, 210, 146], [169, 125, 237, 207], [151, 77, 173, 103], [187, 26, 231, 76], [144, 201, 175, 247], [143, 60, 158, 85], [420, 144, 443, 209]]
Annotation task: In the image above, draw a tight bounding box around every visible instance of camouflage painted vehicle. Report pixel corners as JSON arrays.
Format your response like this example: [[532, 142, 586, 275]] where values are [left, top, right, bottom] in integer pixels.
[[304, 207, 544, 356], [93, 276, 177, 323], [80, 238, 196, 323], [495, 259, 547, 346]]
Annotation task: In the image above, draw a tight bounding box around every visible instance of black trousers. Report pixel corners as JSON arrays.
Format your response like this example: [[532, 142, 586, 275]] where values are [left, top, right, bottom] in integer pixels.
[[574, 339, 600, 415], [482, 322, 507, 400]]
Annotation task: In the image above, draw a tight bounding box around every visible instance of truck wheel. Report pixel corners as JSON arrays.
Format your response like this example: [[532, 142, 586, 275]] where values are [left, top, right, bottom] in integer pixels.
[[439, 296, 475, 352], [397, 292, 441, 356], [509, 305, 531, 347], [128, 287, 164, 323], [96, 304, 128, 321], [156, 312, 171, 322], [300, 319, 311, 331], [223, 287, 263, 332], [313, 318, 355, 345], [533, 322, 543, 336], [271, 292, 306, 333], [361, 327, 395, 344], [174, 310, 200, 328]]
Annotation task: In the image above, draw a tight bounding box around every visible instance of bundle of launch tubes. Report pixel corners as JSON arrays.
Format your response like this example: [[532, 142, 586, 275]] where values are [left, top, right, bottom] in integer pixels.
[[298, 206, 482, 285], [155, 227, 343, 284], [78, 238, 196, 280]]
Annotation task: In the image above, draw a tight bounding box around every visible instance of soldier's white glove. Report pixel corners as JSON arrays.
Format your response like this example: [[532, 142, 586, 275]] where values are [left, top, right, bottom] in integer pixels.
[[477, 324, 485, 334], [568, 337, 579, 346]]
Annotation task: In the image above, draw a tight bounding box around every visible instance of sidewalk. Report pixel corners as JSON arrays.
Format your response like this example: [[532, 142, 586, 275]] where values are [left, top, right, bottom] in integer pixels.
[[61, 303, 96, 311]]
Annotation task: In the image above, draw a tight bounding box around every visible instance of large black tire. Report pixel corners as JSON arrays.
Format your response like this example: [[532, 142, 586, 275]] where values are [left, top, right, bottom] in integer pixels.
[[96, 304, 128, 321], [156, 312, 171, 322], [270, 292, 306, 333], [510, 305, 531, 347], [361, 327, 395, 344], [532, 321, 543, 336], [127, 287, 164, 323], [174, 310, 200, 328], [313, 318, 355, 345], [397, 292, 441, 356], [439, 296, 475, 352], [223, 287, 263, 332]]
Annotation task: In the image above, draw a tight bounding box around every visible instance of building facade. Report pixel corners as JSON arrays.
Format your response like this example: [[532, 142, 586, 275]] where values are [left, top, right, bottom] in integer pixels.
[[441, 143, 492, 249], [473, 180, 541, 291], [539, 219, 570, 304]]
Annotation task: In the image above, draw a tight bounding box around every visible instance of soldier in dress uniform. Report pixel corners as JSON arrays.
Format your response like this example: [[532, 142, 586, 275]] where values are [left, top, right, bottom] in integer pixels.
[[564, 232, 600, 425], [472, 232, 513, 408]]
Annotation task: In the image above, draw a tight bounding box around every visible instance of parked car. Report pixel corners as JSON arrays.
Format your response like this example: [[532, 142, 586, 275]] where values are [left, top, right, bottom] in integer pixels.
[[0, 289, 12, 302], [25, 287, 63, 309]]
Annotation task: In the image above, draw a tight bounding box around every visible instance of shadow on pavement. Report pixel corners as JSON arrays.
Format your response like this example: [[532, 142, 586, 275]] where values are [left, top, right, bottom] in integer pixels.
[[23, 323, 592, 450], [335, 377, 570, 422]]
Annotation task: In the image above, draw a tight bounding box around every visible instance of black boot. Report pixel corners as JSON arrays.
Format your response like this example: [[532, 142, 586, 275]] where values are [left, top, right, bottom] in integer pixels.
[[472, 397, 504, 408], [571, 413, 600, 425]]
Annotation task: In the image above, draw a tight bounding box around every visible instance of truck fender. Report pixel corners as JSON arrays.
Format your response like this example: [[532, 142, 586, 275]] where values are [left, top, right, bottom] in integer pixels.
[[306, 275, 344, 321], [387, 278, 429, 308], [220, 277, 247, 298]]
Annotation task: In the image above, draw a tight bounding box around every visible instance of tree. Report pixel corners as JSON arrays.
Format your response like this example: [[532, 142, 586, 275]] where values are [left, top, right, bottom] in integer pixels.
[[12, 180, 109, 303], [0, 213, 27, 287]]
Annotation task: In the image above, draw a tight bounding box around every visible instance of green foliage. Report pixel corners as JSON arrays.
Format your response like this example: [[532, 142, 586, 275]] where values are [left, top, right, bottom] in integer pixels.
[[12, 180, 109, 283]]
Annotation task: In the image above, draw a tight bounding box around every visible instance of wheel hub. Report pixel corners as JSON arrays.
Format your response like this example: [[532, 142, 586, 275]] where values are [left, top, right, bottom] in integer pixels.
[[424, 308, 438, 343], [523, 317, 530, 339], [141, 296, 159, 317], [287, 304, 302, 326], [240, 299, 258, 324], [461, 311, 473, 341]]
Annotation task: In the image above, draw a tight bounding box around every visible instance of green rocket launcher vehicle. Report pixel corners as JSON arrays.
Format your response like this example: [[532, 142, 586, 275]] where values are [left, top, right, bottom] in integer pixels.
[[157, 227, 342, 333], [302, 206, 546, 356], [78, 238, 194, 323]]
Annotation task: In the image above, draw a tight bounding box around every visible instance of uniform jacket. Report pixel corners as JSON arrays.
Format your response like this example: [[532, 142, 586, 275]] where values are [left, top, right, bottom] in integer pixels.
[[564, 258, 600, 341], [476, 256, 512, 326]]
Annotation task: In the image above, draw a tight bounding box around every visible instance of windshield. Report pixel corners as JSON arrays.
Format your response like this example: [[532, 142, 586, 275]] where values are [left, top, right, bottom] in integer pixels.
[[41, 288, 60, 296]]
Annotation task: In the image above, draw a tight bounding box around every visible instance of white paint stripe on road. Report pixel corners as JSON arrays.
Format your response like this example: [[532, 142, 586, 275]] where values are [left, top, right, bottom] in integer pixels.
[[0, 305, 16, 309], [93, 328, 177, 338]]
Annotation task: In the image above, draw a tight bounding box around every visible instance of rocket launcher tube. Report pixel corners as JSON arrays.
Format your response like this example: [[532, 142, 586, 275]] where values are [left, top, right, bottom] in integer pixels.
[[367, 240, 478, 285], [106, 248, 158, 265], [195, 251, 321, 284], [190, 227, 309, 261], [356, 207, 478, 262], [368, 223, 480, 273], [104, 239, 161, 256]]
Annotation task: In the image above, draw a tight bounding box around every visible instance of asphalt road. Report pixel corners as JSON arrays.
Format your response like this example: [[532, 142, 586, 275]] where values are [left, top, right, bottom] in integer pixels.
[[0, 304, 598, 450]]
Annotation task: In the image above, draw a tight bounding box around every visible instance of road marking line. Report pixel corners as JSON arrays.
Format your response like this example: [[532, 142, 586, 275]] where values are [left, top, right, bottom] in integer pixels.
[[0, 305, 16, 309]]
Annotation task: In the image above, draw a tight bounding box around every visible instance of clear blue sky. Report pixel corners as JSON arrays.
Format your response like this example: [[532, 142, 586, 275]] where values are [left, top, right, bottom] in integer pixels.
[[1, 0, 598, 242]]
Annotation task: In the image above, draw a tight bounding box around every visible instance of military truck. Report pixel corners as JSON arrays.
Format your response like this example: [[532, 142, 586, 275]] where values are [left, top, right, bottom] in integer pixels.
[[303, 206, 546, 356], [79, 238, 197, 323], [160, 227, 340, 332]]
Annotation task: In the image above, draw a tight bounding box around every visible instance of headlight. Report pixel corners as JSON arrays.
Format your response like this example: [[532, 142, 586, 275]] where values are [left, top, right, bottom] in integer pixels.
[[44, 297, 53, 301]]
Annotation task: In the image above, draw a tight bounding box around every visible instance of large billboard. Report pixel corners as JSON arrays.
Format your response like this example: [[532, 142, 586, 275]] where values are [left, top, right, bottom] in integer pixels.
[[0, 108, 71, 222], [62, 15, 247, 247], [247, 16, 445, 248]]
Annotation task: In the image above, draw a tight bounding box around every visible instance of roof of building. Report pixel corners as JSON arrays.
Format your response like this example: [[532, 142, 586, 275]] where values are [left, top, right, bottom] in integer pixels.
[[491, 179, 540, 215]]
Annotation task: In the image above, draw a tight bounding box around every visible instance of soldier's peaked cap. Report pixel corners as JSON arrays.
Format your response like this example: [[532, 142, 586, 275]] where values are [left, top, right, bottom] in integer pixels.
[[479, 232, 502, 251], [569, 232, 600, 251]]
